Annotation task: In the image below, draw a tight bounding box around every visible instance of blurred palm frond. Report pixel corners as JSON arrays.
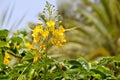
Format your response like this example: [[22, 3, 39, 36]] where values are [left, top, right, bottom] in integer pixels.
[[57, 0, 120, 59], [0, 0, 26, 34]]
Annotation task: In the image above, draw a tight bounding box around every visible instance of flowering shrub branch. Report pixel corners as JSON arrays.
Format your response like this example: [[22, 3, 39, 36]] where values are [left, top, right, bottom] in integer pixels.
[[0, 2, 120, 80]]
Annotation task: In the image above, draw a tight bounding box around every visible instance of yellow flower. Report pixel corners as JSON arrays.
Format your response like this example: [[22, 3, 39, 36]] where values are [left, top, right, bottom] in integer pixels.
[[52, 30, 59, 37], [51, 38, 65, 48], [35, 24, 43, 31], [32, 32, 37, 37], [33, 36, 41, 43], [5, 53, 11, 59], [46, 20, 55, 27], [4, 59, 10, 65], [32, 24, 43, 37], [25, 42, 33, 50], [14, 43, 20, 49], [16, 45, 20, 49], [40, 45, 46, 50], [33, 52, 43, 62], [52, 26, 65, 38], [56, 41, 62, 48], [41, 30, 49, 38], [59, 25, 65, 33], [4, 53, 12, 65], [51, 38, 57, 45], [46, 20, 55, 31], [51, 25, 66, 48], [31, 19, 66, 49], [60, 37, 66, 43], [33, 56, 39, 63]]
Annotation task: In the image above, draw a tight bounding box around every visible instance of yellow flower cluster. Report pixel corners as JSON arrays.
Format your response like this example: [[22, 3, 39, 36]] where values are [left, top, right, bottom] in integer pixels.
[[25, 42, 34, 50], [30, 24, 49, 51], [4, 53, 12, 65], [51, 25, 66, 48], [31, 20, 66, 48], [46, 20, 55, 31], [25, 20, 66, 62], [32, 24, 49, 43]]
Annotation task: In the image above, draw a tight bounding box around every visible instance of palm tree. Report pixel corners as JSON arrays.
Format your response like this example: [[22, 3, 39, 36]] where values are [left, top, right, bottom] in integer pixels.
[[57, 0, 120, 60]]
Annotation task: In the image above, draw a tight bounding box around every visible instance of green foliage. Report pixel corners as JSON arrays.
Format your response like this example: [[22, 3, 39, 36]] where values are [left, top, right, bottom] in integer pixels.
[[0, 29, 120, 79], [0, 29, 9, 39]]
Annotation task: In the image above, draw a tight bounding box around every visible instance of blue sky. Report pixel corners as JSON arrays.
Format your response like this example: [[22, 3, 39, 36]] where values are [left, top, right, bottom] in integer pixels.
[[0, 0, 56, 30]]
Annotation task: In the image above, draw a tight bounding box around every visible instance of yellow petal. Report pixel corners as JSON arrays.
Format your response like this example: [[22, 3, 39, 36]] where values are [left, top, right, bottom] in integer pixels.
[[5, 53, 11, 59], [46, 20, 55, 27], [33, 36, 41, 43], [33, 56, 38, 62], [4, 59, 10, 65], [59, 25, 65, 33], [25, 42, 33, 50], [42, 30, 49, 38], [40, 45, 46, 50], [46, 20, 55, 31], [51, 38, 57, 45], [57, 41, 62, 48]]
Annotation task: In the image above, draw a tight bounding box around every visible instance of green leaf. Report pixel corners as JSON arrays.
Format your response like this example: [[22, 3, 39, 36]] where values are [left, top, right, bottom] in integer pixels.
[[91, 69, 106, 79], [67, 60, 82, 68], [77, 58, 90, 70], [0, 75, 11, 80], [27, 68, 35, 80], [11, 37, 23, 44], [91, 65, 113, 79], [22, 51, 33, 61], [45, 57, 54, 65], [17, 74, 24, 80], [0, 29, 9, 39], [0, 41, 7, 47], [0, 50, 4, 64], [114, 61, 120, 67], [98, 57, 113, 66]]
